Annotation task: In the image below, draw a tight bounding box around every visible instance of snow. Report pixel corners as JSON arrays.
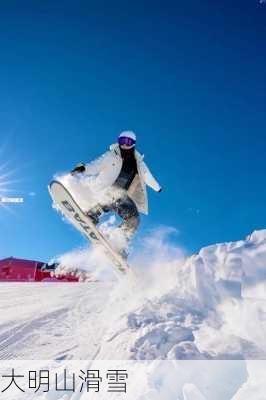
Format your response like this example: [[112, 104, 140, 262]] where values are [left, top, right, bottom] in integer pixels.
[[1, 228, 266, 398]]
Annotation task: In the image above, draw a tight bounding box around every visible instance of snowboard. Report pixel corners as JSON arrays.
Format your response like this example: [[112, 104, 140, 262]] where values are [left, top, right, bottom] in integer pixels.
[[48, 180, 130, 276]]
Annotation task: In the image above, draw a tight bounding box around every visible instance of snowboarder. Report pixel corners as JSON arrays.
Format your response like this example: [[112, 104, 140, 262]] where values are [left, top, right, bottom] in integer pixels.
[[70, 131, 162, 244]]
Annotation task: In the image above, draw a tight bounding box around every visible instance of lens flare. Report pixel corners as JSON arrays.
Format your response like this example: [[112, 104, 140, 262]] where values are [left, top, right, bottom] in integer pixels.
[[0, 169, 17, 215], [0, 142, 23, 215]]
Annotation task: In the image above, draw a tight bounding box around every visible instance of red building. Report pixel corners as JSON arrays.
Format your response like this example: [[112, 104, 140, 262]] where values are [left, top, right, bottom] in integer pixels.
[[0, 257, 79, 282]]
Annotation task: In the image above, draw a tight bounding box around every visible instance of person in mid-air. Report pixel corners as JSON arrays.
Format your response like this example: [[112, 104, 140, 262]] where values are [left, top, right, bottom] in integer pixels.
[[71, 131, 162, 245]]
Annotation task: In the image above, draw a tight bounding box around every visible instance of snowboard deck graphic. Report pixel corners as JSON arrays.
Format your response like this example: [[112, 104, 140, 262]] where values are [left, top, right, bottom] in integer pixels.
[[48, 180, 130, 276]]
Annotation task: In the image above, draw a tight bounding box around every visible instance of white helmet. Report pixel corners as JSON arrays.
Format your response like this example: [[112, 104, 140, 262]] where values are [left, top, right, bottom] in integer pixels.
[[118, 131, 137, 148]]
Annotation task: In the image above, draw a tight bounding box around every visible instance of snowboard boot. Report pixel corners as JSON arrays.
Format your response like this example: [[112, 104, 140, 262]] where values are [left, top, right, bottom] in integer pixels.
[[86, 206, 103, 225], [119, 248, 129, 260]]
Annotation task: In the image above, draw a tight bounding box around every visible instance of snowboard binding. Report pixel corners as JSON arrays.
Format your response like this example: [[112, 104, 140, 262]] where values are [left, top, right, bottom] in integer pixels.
[[86, 205, 104, 225]]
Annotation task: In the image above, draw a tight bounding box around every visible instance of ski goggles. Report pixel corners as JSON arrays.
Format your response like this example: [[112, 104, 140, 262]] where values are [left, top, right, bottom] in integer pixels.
[[118, 137, 136, 147]]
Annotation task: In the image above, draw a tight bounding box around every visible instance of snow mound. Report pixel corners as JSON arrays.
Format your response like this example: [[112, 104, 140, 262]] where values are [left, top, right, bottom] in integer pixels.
[[53, 228, 266, 362], [85, 228, 266, 361]]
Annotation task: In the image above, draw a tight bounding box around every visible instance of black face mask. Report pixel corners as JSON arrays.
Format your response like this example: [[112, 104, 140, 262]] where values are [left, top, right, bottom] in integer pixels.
[[119, 146, 135, 157]]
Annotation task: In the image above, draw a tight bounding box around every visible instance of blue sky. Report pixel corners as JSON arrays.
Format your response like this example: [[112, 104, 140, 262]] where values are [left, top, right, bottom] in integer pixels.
[[0, 0, 266, 261]]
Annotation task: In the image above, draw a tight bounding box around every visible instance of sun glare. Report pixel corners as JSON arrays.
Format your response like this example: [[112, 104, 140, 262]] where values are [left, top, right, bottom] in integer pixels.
[[0, 142, 23, 215]]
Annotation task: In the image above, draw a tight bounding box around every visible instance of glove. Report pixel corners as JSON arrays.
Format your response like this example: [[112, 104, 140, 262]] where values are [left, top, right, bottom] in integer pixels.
[[71, 163, 86, 175]]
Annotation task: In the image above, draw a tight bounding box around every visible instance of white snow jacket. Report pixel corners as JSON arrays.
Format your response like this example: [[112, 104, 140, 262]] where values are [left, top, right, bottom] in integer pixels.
[[83, 144, 161, 215]]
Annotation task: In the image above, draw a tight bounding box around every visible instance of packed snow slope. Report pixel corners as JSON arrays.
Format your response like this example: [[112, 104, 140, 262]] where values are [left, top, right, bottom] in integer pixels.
[[1, 229, 266, 399], [0, 228, 265, 361]]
